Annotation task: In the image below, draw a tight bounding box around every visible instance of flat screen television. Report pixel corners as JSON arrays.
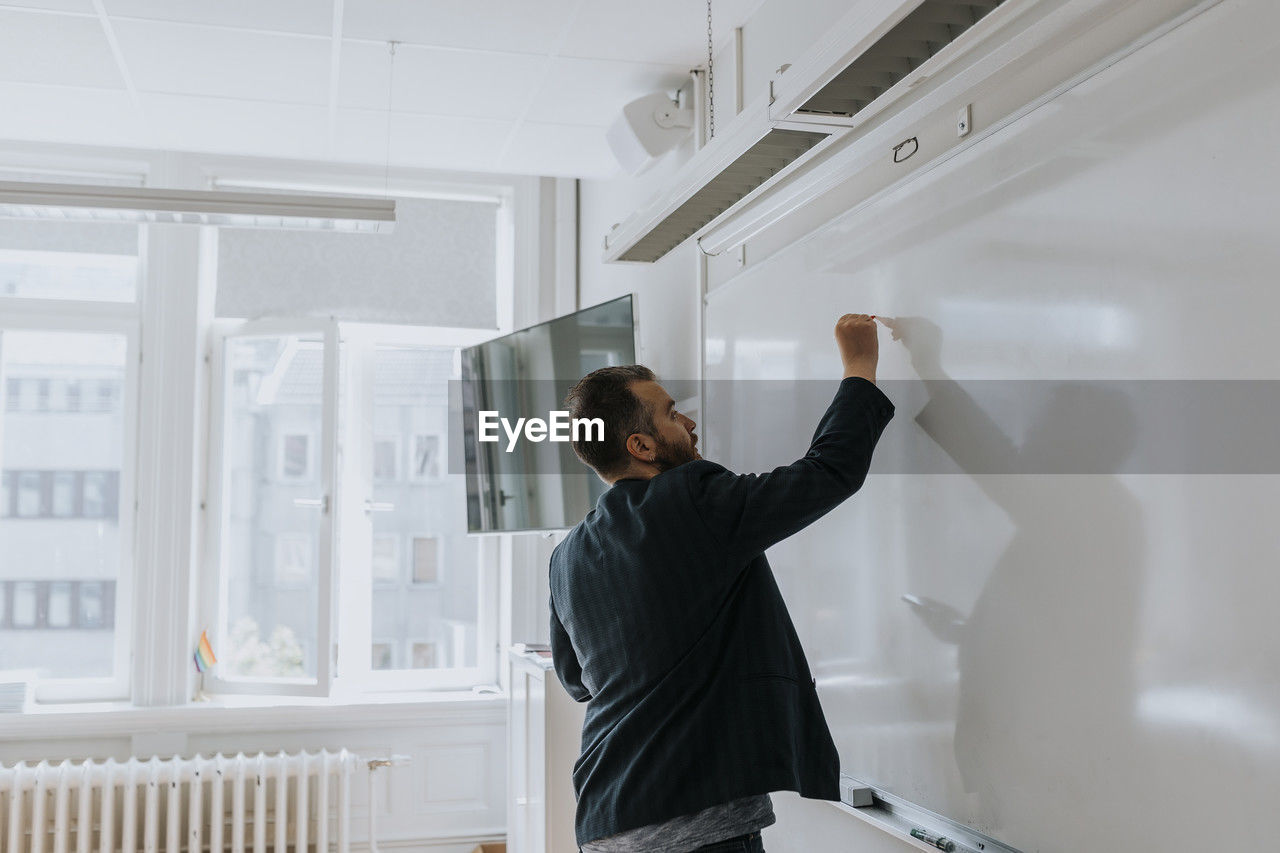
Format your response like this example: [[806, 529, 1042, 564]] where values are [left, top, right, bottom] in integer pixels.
[[460, 295, 635, 532]]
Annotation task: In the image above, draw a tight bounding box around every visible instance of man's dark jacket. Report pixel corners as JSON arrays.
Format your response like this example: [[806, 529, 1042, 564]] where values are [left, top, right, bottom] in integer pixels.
[[549, 377, 895, 847]]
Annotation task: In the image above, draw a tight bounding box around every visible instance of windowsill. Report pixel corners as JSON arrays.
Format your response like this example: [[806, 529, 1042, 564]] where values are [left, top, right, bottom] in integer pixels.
[[1, 689, 508, 739]]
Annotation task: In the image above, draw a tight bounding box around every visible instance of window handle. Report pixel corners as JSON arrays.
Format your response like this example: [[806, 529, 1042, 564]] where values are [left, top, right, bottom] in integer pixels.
[[363, 499, 395, 514], [293, 496, 329, 512]]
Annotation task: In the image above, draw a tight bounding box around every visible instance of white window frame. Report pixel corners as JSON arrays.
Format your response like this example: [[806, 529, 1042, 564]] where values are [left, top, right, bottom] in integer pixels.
[[205, 320, 502, 697], [0, 300, 140, 703], [335, 323, 498, 695], [201, 163, 522, 699], [0, 151, 536, 710], [203, 317, 339, 698]]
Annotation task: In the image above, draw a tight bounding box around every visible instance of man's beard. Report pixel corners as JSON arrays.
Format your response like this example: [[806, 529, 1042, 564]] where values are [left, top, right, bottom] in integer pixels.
[[651, 432, 698, 472]]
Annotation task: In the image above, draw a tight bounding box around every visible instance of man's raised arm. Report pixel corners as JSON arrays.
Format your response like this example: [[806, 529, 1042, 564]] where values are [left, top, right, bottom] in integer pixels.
[[687, 314, 894, 565]]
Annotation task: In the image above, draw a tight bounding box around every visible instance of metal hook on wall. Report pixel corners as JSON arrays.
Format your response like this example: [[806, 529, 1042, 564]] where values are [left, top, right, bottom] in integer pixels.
[[893, 137, 919, 164]]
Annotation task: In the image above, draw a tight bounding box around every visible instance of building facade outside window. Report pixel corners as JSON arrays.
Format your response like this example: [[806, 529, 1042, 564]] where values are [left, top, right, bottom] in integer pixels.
[[0, 213, 139, 695]]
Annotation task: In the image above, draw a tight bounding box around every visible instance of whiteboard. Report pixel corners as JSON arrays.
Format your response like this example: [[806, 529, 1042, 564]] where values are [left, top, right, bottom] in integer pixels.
[[703, 1, 1280, 850]]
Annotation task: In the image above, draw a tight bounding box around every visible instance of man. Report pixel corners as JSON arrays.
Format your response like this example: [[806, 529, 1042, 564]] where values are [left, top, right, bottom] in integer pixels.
[[549, 314, 894, 852]]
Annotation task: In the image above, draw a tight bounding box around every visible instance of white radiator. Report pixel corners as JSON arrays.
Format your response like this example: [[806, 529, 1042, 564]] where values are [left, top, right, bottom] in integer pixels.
[[0, 749, 356, 853]]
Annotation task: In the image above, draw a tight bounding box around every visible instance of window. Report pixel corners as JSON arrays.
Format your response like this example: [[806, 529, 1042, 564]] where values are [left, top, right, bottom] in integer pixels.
[[412, 536, 441, 585], [78, 581, 105, 629], [411, 434, 441, 480], [16, 471, 41, 517], [208, 326, 497, 695], [274, 534, 313, 586], [371, 535, 400, 584], [0, 326, 134, 691], [373, 436, 399, 481], [372, 642, 394, 671], [364, 344, 479, 681], [82, 472, 109, 518], [216, 331, 328, 684], [1, 205, 137, 700], [13, 582, 37, 627], [1, 166, 523, 707], [204, 176, 514, 698], [51, 472, 76, 517], [0, 580, 115, 632], [279, 433, 311, 480], [95, 380, 118, 413], [410, 641, 437, 669], [47, 582, 72, 628]]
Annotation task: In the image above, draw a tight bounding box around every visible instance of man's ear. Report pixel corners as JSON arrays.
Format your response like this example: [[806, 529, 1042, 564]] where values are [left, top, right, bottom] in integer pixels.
[[625, 432, 655, 462]]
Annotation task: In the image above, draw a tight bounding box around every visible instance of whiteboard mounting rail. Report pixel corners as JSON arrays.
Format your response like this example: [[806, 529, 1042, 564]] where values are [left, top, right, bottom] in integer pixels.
[[837, 775, 1024, 853]]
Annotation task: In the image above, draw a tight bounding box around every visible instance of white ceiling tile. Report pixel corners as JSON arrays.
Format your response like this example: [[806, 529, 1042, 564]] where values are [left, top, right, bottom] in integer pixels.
[[114, 19, 330, 104], [0, 1, 93, 12], [0, 10, 124, 88], [0, 83, 145, 147], [558, 0, 761, 65], [141, 93, 330, 160], [333, 109, 511, 173], [498, 121, 620, 179], [527, 58, 689, 128], [0, 0, 771, 178], [339, 41, 547, 120], [101, 0, 334, 36], [342, 0, 578, 55]]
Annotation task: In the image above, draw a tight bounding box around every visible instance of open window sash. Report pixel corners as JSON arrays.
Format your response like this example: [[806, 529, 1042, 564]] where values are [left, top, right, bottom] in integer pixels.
[[203, 317, 339, 697], [332, 324, 498, 695]]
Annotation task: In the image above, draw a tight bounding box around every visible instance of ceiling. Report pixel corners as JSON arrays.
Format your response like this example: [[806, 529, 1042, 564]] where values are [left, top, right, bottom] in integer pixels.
[[0, 0, 763, 179]]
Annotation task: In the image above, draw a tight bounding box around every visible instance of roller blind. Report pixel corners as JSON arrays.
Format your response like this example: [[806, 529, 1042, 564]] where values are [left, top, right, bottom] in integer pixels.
[[215, 196, 499, 327]]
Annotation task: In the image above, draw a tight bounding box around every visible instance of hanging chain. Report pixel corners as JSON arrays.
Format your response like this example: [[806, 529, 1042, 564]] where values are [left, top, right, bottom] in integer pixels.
[[706, 0, 715, 139], [383, 41, 399, 197]]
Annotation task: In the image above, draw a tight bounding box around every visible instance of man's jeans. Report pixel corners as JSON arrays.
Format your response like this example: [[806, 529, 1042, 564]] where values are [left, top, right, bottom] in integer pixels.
[[691, 830, 766, 852]]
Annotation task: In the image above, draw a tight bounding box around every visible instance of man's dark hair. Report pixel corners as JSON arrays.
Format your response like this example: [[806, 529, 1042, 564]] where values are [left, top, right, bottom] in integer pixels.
[[563, 364, 657, 477]]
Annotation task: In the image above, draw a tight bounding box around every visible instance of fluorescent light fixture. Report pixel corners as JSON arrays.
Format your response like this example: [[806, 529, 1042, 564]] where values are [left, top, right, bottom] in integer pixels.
[[0, 180, 396, 232]]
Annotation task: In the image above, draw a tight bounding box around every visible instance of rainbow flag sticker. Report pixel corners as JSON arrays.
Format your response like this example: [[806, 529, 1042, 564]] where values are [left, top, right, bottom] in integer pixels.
[[194, 630, 217, 673]]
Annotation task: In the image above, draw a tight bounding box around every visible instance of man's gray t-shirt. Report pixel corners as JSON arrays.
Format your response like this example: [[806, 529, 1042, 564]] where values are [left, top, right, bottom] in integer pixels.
[[579, 794, 775, 852]]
